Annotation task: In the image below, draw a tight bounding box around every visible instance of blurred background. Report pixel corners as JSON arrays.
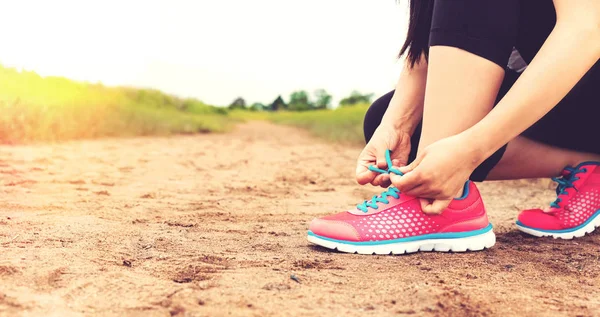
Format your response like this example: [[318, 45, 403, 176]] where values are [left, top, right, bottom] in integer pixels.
[[0, 0, 408, 144], [3, 4, 591, 317]]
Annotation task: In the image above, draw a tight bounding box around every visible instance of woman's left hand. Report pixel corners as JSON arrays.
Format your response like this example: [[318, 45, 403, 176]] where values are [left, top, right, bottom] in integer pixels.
[[390, 133, 484, 214]]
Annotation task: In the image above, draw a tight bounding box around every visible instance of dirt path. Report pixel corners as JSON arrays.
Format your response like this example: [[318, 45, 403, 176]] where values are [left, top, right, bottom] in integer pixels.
[[0, 121, 598, 317]]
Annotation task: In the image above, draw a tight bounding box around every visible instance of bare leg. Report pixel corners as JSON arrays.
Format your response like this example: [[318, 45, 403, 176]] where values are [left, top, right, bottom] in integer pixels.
[[487, 136, 600, 180], [418, 46, 504, 152], [418, 46, 600, 183], [414, 46, 506, 197]]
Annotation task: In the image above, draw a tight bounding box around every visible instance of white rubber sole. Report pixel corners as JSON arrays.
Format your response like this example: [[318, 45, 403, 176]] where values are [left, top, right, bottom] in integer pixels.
[[516, 212, 600, 239], [307, 227, 496, 255]]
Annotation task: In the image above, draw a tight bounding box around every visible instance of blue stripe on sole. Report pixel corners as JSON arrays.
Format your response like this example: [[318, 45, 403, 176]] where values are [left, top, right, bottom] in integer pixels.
[[307, 223, 493, 246], [516, 209, 600, 234]]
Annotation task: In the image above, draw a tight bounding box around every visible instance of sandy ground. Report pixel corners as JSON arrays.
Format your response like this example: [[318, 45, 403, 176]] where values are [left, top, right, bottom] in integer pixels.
[[0, 121, 599, 317]]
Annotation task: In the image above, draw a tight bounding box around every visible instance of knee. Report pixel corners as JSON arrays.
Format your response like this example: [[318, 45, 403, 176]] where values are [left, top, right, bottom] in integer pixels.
[[363, 91, 394, 143]]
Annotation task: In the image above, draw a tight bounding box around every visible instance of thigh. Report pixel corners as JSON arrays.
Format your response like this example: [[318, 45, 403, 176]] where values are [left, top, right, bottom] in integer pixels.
[[522, 61, 600, 154], [497, 63, 600, 155]]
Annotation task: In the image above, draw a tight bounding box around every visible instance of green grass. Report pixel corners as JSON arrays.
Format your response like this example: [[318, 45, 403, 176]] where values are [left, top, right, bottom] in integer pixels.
[[232, 105, 368, 145], [0, 65, 234, 143], [1, 64, 369, 145]]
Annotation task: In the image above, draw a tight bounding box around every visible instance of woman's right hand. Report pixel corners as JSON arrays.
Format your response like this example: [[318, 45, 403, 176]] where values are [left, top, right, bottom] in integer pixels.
[[356, 56, 427, 187], [355, 123, 412, 188]]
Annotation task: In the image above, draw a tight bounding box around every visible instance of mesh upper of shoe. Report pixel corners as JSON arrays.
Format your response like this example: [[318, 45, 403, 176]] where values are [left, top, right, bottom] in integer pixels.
[[561, 188, 600, 227], [310, 182, 489, 242]]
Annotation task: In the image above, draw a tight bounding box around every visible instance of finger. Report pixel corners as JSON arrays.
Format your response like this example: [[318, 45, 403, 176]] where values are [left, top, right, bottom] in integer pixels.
[[356, 169, 378, 185], [390, 150, 408, 167], [376, 151, 388, 169], [377, 174, 391, 188], [420, 198, 452, 215], [380, 179, 392, 188], [419, 198, 432, 212], [390, 170, 423, 193], [399, 152, 425, 174], [356, 164, 366, 177], [371, 174, 382, 187], [371, 173, 390, 187], [378, 174, 390, 185], [404, 184, 438, 198], [356, 150, 376, 178]]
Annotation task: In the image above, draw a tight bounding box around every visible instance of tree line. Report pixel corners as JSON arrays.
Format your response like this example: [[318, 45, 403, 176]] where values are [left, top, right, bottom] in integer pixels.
[[228, 89, 374, 111]]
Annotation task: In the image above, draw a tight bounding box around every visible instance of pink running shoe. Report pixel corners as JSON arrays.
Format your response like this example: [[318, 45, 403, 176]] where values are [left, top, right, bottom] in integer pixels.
[[517, 162, 600, 239], [307, 151, 495, 254]]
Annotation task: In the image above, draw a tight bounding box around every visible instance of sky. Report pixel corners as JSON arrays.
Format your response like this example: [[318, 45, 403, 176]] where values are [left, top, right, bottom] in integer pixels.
[[0, 0, 409, 106]]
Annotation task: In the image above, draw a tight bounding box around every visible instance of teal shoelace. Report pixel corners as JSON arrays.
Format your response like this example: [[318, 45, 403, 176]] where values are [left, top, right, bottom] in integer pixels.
[[550, 166, 587, 208], [356, 150, 404, 213]]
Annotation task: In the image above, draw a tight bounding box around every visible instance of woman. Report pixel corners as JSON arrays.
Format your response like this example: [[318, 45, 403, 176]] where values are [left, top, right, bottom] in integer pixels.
[[307, 0, 600, 254]]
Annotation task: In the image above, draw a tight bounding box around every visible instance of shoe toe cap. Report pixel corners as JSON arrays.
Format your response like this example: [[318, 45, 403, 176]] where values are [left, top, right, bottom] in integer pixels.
[[309, 218, 361, 241], [518, 209, 563, 231]]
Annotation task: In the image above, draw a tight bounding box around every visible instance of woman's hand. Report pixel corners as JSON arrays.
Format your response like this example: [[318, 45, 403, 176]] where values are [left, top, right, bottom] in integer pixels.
[[356, 55, 427, 187], [356, 124, 412, 188], [391, 133, 484, 214]]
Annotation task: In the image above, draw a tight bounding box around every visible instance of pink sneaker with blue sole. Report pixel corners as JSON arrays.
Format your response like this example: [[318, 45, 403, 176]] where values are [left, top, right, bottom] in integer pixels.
[[517, 161, 600, 239], [307, 150, 496, 254]]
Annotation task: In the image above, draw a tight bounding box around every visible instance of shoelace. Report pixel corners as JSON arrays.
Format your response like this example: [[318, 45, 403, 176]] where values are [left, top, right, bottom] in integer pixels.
[[356, 150, 404, 213], [550, 166, 588, 208]]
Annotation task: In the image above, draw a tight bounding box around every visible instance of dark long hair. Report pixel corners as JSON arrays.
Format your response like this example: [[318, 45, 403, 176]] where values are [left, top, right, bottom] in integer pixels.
[[398, 0, 434, 68]]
